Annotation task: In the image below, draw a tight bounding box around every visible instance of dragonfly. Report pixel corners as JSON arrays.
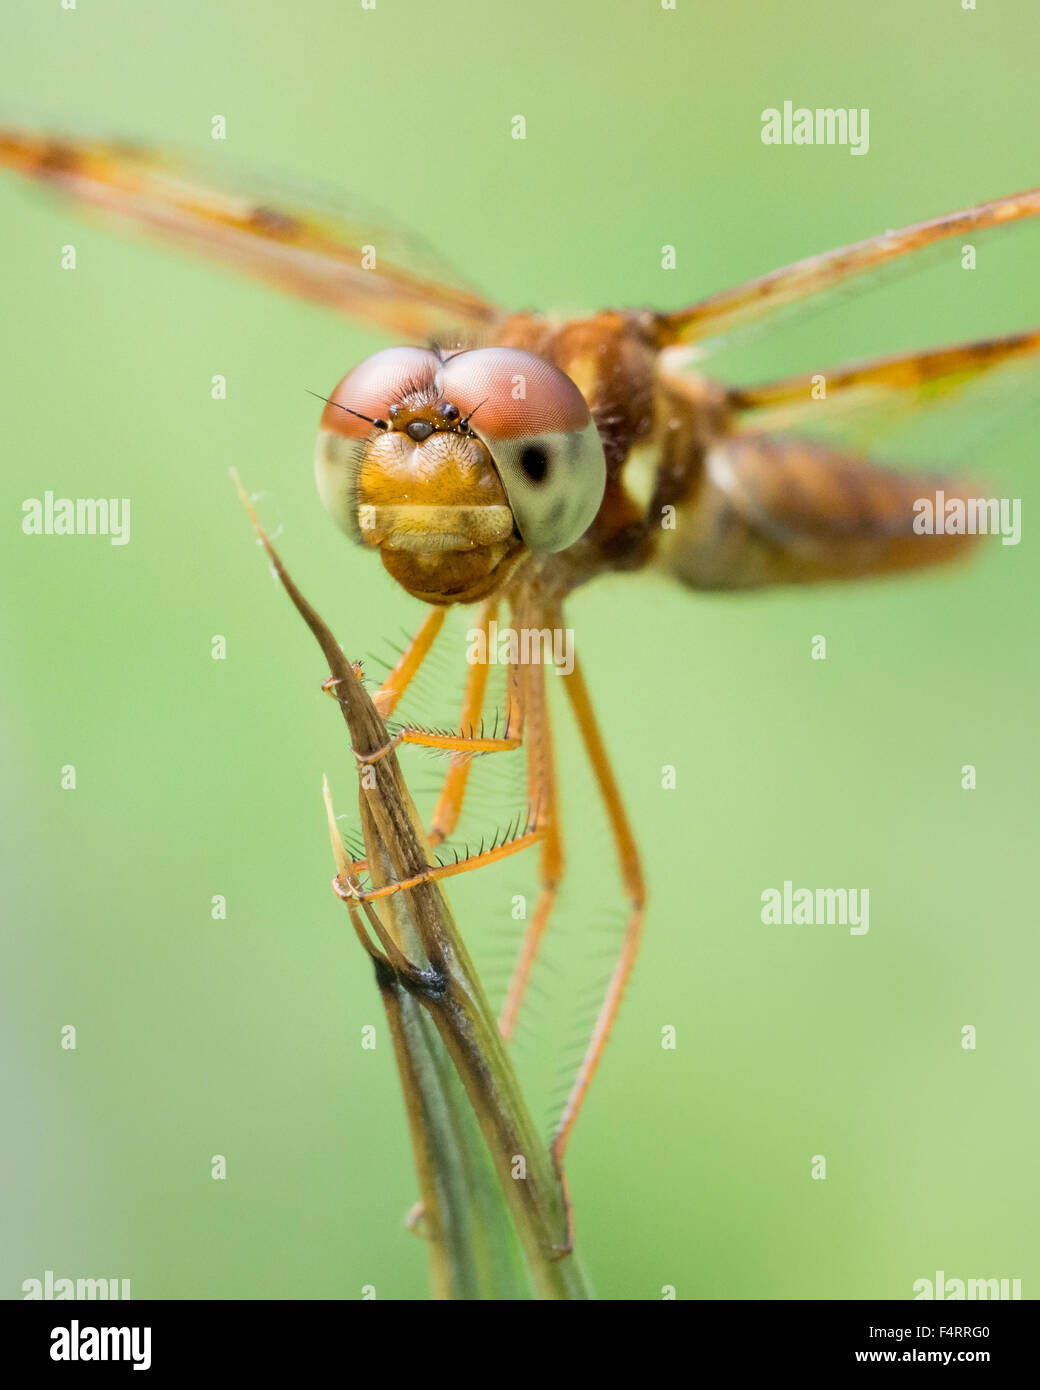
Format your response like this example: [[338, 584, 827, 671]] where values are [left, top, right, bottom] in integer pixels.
[[5, 127, 1037, 1175]]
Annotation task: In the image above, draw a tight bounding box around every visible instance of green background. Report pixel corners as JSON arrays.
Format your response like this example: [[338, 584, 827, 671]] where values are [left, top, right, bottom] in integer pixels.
[[2, 0, 1037, 1300]]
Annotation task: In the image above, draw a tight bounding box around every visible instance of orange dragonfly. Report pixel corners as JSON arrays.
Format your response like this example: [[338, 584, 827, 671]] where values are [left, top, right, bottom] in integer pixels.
[[4, 127, 1037, 1173]]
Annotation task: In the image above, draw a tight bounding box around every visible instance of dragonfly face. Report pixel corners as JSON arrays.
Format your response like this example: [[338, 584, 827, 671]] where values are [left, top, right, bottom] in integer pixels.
[[315, 344, 607, 605]]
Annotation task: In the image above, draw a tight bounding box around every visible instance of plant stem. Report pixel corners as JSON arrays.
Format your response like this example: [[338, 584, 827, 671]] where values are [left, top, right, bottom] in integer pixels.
[[234, 473, 592, 1300]]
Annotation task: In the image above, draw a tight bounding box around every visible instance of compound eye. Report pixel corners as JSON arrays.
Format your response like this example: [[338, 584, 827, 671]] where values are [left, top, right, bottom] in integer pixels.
[[437, 347, 606, 553], [315, 346, 440, 541], [320, 346, 440, 439]]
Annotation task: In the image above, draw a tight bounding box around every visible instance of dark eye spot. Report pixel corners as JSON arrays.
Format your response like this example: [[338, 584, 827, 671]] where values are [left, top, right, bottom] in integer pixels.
[[519, 444, 550, 482], [407, 420, 434, 441], [438, 401, 460, 422]]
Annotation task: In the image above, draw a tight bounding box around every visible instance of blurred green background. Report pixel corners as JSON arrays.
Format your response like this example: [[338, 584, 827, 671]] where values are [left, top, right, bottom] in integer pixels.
[[2, 0, 1038, 1300]]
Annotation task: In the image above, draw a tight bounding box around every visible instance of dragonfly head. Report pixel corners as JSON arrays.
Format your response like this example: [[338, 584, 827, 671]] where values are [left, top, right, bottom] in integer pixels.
[[315, 346, 607, 604]]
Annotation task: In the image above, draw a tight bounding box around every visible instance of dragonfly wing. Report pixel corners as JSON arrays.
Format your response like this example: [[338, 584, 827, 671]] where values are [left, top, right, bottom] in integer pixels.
[[0, 127, 501, 342], [656, 189, 1040, 350], [725, 329, 1040, 447]]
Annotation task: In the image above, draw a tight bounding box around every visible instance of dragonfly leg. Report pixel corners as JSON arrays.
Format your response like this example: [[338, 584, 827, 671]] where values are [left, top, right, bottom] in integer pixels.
[[351, 823, 542, 902], [426, 599, 500, 846], [322, 775, 428, 980], [551, 651, 646, 1165], [371, 607, 446, 718], [321, 603, 448, 775], [371, 597, 524, 760], [333, 601, 529, 882], [395, 728, 521, 754], [346, 632, 536, 900], [392, 609, 524, 761], [498, 656, 562, 1042], [322, 604, 444, 731], [347, 650, 556, 959]]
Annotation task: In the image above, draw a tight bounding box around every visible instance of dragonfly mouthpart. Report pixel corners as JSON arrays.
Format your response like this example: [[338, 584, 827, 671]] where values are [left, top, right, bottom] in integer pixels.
[[316, 418, 526, 603]]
